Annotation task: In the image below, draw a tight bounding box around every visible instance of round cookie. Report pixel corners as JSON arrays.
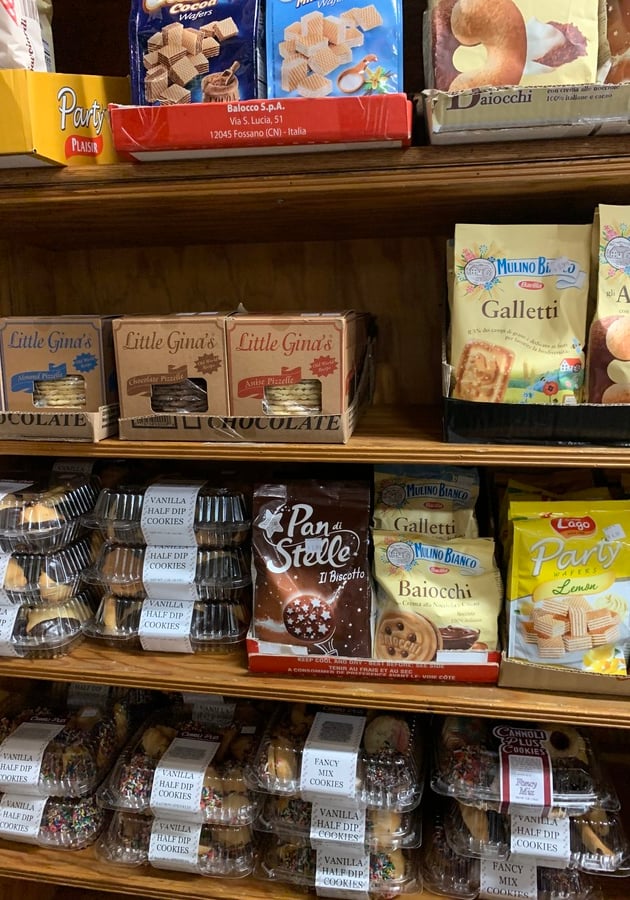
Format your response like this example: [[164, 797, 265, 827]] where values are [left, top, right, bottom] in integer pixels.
[[364, 715, 411, 754], [367, 809, 403, 844], [606, 316, 630, 360], [265, 738, 298, 784], [602, 382, 630, 404], [283, 595, 334, 643], [375, 610, 442, 661], [370, 848, 406, 884]]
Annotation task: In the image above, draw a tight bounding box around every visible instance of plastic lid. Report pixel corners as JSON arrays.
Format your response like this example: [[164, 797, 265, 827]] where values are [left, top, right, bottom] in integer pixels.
[[1, 538, 95, 605], [9, 591, 95, 658]]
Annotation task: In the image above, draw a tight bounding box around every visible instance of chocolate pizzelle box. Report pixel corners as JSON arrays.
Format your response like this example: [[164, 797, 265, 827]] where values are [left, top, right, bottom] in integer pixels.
[[0, 316, 119, 441]]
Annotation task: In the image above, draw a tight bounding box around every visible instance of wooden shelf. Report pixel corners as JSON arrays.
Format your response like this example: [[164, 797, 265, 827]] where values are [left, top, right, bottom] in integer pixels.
[[4, 136, 630, 246], [0, 405, 630, 465], [2, 642, 630, 728]]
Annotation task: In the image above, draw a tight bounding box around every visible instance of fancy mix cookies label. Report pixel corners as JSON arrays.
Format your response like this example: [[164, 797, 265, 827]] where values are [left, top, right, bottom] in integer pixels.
[[372, 533, 503, 662], [508, 500, 630, 675]]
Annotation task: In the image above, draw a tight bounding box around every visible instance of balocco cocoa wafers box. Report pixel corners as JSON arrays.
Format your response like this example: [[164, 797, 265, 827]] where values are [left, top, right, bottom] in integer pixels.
[[225, 310, 372, 417], [113, 313, 230, 422]]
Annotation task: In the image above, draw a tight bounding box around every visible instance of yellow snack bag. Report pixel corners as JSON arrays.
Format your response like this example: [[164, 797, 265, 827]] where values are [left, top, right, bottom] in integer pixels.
[[508, 500, 630, 675]]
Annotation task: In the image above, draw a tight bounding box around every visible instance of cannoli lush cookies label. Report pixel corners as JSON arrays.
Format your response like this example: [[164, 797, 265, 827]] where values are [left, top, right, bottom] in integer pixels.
[[586, 205, 630, 403], [508, 500, 630, 675], [372, 533, 502, 660], [449, 223, 591, 405]]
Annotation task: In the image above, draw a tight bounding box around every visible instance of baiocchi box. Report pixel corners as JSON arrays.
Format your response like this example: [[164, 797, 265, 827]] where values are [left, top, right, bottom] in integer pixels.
[[113, 314, 229, 419], [0, 316, 118, 412], [225, 310, 371, 417]]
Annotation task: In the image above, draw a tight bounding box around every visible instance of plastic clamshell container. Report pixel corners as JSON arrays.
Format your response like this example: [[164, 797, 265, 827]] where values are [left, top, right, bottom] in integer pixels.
[[98, 714, 263, 825], [431, 716, 615, 815], [83, 594, 251, 652], [84, 543, 251, 601], [445, 799, 630, 873], [0, 538, 95, 606], [255, 834, 421, 896], [255, 795, 423, 851], [83, 484, 251, 548], [97, 810, 255, 876], [421, 815, 604, 900], [0, 474, 98, 552], [0, 701, 131, 798], [245, 705, 424, 812], [0, 793, 104, 849], [9, 590, 94, 658]]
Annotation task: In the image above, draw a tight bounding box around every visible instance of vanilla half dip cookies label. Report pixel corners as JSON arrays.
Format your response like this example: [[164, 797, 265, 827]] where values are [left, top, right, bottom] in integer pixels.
[[449, 223, 591, 405], [508, 500, 630, 675], [586, 205, 630, 403], [372, 533, 502, 660]]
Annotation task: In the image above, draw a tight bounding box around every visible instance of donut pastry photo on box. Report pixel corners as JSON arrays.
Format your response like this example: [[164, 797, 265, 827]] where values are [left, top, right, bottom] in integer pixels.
[[427, 0, 600, 90]]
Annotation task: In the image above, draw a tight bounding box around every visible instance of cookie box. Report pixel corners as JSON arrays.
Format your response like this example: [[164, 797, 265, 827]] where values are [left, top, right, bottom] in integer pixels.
[[84, 542, 251, 601], [431, 716, 617, 816], [255, 795, 423, 852], [0, 474, 98, 552], [4, 590, 95, 659], [0, 700, 131, 798], [98, 714, 263, 825], [244, 704, 424, 812], [445, 799, 630, 874], [82, 483, 250, 548], [420, 810, 603, 900], [0, 792, 104, 849], [82, 593, 251, 653], [0, 538, 94, 606], [97, 810, 256, 876], [255, 834, 420, 896]]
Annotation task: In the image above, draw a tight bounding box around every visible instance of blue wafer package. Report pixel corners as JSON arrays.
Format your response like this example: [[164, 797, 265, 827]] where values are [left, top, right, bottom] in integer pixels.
[[129, 0, 265, 105], [265, 0, 403, 99]]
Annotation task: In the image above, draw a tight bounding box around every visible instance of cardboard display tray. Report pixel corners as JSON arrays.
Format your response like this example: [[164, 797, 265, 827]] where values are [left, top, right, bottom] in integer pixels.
[[0, 405, 119, 442], [499, 653, 630, 698]]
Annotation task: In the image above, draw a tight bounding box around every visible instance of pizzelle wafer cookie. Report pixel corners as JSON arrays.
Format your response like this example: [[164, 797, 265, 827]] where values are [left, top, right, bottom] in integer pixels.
[[151, 379, 208, 413], [33, 377, 87, 408], [264, 380, 322, 415]]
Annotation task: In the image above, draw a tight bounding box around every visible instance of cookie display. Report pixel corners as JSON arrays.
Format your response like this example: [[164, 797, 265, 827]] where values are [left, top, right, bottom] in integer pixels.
[[1, 538, 94, 605], [33, 375, 86, 408]]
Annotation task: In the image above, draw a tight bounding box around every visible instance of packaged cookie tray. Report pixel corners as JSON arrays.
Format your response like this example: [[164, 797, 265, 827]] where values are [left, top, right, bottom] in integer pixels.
[[0, 700, 131, 798], [84, 542, 252, 601], [420, 814, 603, 900], [82, 484, 250, 548], [96, 810, 256, 876], [0, 537, 95, 605], [97, 714, 264, 825], [254, 834, 420, 896], [255, 795, 423, 852], [431, 716, 617, 815], [82, 592, 251, 651], [444, 798, 629, 874], [244, 704, 424, 812], [0, 474, 99, 552], [6, 590, 95, 658], [0, 792, 104, 849]]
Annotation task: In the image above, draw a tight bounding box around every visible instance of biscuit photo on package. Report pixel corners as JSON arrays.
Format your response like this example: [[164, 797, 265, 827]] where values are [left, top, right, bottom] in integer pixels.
[[265, 0, 403, 98]]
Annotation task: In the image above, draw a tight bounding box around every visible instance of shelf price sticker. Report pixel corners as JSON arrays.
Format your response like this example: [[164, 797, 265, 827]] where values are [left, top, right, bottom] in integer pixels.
[[0, 794, 48, 843], [149, 818, 203, 872], [495, 725, 553, 815], [0, 721, 64, 794], [315, 847, 370, 899], [510, 814, 570, 867], [0, 603, 19, 656], [142, 546, 198, 601], [66, 682, 111, 708], [140, 482, 205, 545], [181, 693, 237, 726], [149, 736, 218, 820], [139, 597, 196, 653], [310, 798, 366, 848], [300, 713, 366, 802], [480, 858, 537, 900]]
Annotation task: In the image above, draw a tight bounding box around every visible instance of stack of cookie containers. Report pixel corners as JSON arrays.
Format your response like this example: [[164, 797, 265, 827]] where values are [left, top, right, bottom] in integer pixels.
[[0, 467, 103, 660], [95, 693, 266, 878], [80, 477, 252, 654], [421, 715, 630, 899], [245, 700, 423, 896]]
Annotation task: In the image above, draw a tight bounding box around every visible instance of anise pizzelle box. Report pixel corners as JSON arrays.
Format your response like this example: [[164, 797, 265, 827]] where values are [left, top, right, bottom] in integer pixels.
[[0, 316, 119, 441]]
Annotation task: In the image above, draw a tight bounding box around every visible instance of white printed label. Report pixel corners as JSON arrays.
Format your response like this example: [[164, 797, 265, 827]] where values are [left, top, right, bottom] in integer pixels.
[[142, 546, 198, 601], [149, 818, 202, 872], [315, 847, 370, 898], [0, 603, 19, 656], [0, 554, 15, 604], [505, 754, 550, 812], [139, 598, 195, 653], [510, 814, 570, 865], [0, 794, 47, 843], [140, 482, 204, 545], [495, 726, 553, 814], [149, 737, 218, 819], [0, 722, 64, 794], [52, 459, 95, 476], [300, 713, 366, 801], [181, 693, 236, 726], [310, 798, 366, 848], [479, 858, 537, 899], [66, 682, 111, 708]]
